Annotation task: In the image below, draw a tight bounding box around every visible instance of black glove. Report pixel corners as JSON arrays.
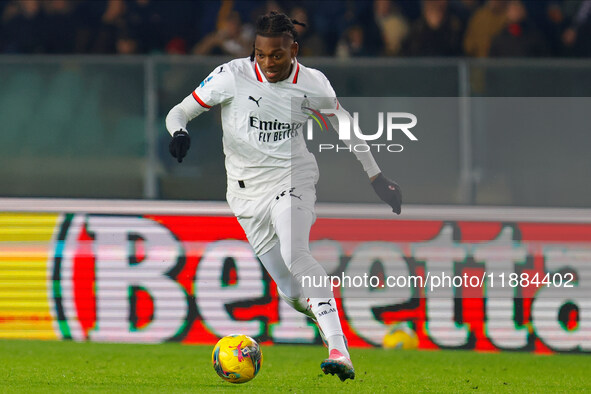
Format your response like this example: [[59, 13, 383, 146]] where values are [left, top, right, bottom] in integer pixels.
[[169, 130, 191, 163], [371, 173, 402, 215]]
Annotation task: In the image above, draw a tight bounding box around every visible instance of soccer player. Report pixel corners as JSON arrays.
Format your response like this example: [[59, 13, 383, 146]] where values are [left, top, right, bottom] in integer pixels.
[[166, 11, 402, 382]]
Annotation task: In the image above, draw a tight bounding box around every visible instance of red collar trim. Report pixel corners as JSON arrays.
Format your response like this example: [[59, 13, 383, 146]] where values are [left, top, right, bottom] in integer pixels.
[[254, 62, 263, 82], [292, 62, 300, 84]]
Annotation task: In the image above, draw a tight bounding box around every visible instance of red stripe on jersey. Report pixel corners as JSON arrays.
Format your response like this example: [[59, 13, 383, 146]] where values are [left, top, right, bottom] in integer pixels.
[[254, 63, 263, 82], [192, 91, 211, 108], [325, 100, 338, 117], [292, 63, 300, 84]]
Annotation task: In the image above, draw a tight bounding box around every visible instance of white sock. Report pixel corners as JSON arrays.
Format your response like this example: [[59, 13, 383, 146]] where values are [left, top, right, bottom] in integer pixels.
[[327, 334, 350, 359], [308, 298, 350, 359]]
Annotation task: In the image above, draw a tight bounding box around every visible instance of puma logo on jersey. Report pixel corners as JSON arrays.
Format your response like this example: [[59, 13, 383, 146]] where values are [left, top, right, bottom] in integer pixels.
[[249, 96, 262, 107]]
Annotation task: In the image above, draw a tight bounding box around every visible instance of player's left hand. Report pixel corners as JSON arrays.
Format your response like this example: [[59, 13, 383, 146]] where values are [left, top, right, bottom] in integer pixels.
[[371, 173, 402, 215]]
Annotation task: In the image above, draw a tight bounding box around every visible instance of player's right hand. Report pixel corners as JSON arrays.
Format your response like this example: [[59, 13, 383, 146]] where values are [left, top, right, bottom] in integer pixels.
[[169, 130, 191, 163]]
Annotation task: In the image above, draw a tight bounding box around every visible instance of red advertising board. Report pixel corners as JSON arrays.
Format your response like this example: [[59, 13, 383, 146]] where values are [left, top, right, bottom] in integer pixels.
[[34, 210, 589, 353]]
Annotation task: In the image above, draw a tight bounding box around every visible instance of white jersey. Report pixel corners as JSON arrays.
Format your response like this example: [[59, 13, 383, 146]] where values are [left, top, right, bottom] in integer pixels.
[[166, 57, 380, 199]]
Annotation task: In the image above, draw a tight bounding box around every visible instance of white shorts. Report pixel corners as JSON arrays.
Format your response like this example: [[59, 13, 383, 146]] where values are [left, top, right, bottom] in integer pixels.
[[227, 182, 317, 256]]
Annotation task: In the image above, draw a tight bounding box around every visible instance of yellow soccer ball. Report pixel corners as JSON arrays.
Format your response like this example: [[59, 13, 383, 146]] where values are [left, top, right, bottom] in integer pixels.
[[212, 334, 263, 383], [382, 321, 419, 350]]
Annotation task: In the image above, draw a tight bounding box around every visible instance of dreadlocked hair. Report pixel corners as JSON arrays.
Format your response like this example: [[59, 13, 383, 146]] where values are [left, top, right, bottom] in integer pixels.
[[251, 11, 306, 60]]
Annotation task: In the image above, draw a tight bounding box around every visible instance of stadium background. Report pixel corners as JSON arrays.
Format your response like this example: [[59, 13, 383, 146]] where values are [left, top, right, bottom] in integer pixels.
[[1, 0, 591, 355]]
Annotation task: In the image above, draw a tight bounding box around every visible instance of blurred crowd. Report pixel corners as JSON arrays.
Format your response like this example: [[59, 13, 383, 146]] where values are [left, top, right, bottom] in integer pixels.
[[1, 0, 591, 57]]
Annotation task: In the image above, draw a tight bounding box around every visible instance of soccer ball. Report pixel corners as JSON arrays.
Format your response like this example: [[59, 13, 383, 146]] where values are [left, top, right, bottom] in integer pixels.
[[212, 334, 263, 384], [382, 321, 419, 350]]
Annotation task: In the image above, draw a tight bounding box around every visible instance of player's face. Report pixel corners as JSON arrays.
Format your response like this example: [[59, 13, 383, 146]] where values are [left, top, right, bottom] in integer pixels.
[[254, 35, 298, 83]]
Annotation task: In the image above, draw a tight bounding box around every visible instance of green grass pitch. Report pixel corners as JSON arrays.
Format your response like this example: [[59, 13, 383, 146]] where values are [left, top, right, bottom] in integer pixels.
[[0, 340, 589, 392]]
